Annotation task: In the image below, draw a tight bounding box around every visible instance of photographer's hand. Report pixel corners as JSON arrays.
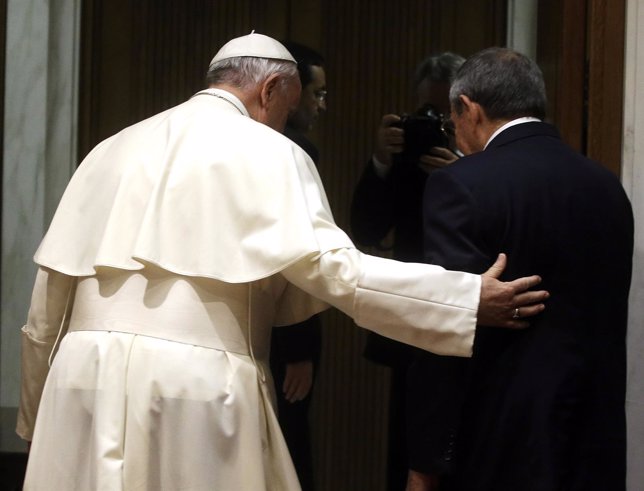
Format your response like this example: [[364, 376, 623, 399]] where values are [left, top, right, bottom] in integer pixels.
[[418, 146, 459, 173], [374, 114, 404, 166]]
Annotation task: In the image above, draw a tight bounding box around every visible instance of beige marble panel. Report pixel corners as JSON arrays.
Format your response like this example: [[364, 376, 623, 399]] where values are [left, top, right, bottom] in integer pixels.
[[0, 0, 79, 451], [622, 1, 644, 490]]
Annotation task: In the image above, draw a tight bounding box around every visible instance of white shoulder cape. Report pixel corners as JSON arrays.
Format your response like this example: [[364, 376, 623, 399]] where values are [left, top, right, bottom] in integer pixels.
[[34, 93, 354, 284]]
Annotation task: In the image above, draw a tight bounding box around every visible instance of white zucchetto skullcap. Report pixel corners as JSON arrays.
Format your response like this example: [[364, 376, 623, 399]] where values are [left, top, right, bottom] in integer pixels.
[[210, 31, 296, 67]]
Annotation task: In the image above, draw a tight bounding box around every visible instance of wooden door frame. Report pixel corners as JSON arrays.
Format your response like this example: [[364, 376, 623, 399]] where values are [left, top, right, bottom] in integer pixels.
[[537, 0, 625, 175]]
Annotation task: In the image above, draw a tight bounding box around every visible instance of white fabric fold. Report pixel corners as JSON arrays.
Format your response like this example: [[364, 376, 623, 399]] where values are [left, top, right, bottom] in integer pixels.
[[34, 93, 353, 283], [282, 250, 479, 357], [354, 254, 479, 357]]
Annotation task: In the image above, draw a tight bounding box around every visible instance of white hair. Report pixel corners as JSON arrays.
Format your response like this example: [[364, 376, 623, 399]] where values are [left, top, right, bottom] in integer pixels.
[[206, 57, 298, 90]]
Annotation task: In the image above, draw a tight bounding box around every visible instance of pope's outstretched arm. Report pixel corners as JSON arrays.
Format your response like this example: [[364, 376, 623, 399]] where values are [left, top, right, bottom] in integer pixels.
[[281, 250, 547, 358]]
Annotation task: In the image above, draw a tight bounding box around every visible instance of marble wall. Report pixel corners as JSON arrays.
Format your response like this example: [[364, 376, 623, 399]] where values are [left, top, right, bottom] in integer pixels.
[[0, 0, 79, 451], [623, 1, 644, 488], [506, 0, 538, 61]]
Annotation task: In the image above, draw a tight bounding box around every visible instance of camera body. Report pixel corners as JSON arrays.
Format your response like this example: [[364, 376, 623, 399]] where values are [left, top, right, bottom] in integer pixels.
[[394, 103, 448, 163]]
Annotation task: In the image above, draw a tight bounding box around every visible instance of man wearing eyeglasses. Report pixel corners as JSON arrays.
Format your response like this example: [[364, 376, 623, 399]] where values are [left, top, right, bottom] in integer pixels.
[[281, 41, 327, 162], [270, 40, 327, 491]]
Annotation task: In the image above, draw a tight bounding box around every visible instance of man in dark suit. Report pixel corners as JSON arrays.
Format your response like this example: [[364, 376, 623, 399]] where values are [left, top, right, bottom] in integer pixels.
[[270, 40, 327, 491], [421, 47, 633, 491]]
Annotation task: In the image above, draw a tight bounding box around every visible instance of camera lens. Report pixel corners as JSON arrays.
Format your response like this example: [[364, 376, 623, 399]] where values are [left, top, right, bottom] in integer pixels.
[[441, 119, 455, 138]]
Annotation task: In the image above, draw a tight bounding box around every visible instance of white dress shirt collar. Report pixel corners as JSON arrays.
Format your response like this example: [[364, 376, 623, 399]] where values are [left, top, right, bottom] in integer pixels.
[[484, 117, 541, 149]]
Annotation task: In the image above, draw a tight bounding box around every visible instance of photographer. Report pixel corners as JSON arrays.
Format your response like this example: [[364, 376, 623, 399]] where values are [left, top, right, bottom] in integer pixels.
[[350, 52, 465, 491]]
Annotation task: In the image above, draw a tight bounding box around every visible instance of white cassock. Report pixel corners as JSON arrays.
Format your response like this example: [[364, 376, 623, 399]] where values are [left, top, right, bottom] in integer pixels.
[[17, 89, 480, 491]]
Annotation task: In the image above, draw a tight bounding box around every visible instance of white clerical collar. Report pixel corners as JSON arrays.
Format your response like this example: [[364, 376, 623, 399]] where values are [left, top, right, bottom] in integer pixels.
[[193, 88, 250, 117], [484, 117, 541, 149]]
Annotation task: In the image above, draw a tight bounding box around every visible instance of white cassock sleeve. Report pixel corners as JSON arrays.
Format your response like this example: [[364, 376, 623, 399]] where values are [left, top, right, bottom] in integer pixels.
[[16, 267, 76, 441], [281, 249, 480, 358]]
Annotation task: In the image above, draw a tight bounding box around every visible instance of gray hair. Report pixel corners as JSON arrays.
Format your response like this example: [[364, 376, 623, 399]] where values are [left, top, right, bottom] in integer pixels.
[[414, 52, 466, 87], [449, 47, 547, 120], [206, 56, 298, 91]]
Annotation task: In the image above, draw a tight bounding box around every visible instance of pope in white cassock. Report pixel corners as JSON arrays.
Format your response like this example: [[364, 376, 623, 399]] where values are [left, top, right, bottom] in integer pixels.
[[16, 33, 547, 490]]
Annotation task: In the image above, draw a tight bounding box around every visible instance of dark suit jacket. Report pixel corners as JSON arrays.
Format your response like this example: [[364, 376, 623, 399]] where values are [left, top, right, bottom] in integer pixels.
[[422, 122, 633, 491]]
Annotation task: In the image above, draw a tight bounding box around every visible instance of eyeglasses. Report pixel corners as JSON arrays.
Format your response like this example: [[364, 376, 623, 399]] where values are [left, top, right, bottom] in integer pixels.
[[314, 89, 327, 103]]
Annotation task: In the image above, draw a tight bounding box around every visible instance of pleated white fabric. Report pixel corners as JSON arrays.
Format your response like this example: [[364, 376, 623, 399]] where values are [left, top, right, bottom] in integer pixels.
[[23, 266, 302, 491], [26, 331, 298, 491]]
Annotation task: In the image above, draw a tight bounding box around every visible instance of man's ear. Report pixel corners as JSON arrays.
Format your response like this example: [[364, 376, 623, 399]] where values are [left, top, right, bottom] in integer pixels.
[[259, 73, 281, 108], [459, 94, 483, 123]]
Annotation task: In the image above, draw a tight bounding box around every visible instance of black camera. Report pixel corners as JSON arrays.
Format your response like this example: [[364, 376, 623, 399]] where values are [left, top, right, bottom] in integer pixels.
[[394, 103, 449, 163]]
